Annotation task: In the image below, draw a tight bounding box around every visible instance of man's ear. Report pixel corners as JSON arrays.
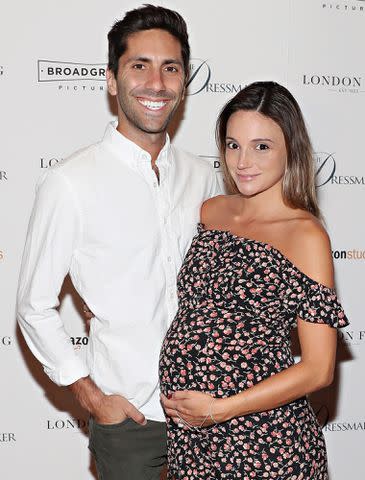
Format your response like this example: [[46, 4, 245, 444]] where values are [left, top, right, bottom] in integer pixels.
[[106, 68, 117, 96]]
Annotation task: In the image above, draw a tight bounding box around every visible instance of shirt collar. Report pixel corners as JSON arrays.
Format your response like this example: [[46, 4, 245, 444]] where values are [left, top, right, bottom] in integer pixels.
[[102, 120, 172, 168]]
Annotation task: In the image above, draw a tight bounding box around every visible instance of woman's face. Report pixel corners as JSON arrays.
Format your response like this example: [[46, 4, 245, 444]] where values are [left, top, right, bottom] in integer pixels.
[[225, 110, 287, 198]]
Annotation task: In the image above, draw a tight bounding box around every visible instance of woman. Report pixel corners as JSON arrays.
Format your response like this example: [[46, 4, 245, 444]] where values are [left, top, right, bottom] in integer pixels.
[[159, 81, 348, 479]]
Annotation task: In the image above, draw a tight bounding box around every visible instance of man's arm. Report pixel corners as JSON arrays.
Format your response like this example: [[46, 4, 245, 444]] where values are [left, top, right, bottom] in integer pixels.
[[17, 169, 89, 385], [18, 169, 146, 425]]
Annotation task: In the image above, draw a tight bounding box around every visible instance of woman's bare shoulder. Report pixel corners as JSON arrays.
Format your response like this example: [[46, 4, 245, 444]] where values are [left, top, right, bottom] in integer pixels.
[[288, 214, 330, 251], [284, 214, 334, 288], [201, 195, 235, 226]]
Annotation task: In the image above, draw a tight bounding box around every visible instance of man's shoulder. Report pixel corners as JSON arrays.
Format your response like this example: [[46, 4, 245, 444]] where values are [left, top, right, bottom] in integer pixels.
[[34, 142, 101, 198], [50, 142, 101, 177]]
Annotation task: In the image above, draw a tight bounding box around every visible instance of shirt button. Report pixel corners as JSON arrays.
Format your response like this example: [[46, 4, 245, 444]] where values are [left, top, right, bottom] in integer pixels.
[[164, 217, 168, 225], [167, 256, 172, 262], [153, 182, 157, 188], [170, 292, 174, 300]]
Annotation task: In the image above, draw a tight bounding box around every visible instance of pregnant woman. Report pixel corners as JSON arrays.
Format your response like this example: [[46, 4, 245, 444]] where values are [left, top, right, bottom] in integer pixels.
[[159, 81, 348, 479]]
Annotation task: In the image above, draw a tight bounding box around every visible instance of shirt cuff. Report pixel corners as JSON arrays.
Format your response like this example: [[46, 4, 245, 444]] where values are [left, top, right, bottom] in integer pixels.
[[44, 355, 90, 386]]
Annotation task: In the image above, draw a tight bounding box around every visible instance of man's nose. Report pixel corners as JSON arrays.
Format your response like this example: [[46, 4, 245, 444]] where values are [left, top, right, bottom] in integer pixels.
[[145, 68, 165, 92]]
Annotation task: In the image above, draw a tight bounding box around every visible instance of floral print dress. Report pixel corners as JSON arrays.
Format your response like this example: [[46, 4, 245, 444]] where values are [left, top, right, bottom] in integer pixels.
[[159, 224, 348, 480]]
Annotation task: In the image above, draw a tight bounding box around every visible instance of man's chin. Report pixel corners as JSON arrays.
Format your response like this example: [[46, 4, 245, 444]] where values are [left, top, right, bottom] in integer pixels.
[[138, 121, 171, 135]]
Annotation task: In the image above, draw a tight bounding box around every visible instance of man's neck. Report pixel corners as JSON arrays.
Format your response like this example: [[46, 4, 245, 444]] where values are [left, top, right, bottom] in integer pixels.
[[116, 122, 167, 165]]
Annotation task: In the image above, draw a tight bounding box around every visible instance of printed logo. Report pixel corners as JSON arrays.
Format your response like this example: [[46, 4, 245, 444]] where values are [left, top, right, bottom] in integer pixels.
[[37, 60, 106, 93], [332, 249, 365, 260], [70, 336, 89, 351], [40, 157, 61, 169], [0, 66, 3, 76], [1, 336, 11, 346], [0, 171, 8, 180], [303, 74, 364, 94], [47, 417, 88, 433], [38, 60, 106, 82], [187, 59, 211, 95], [0, 433, 16, 443], [322, 1, 364, 13], [315, 404, 365, 432], [315, 152, 336, 187], [338, 329, 365, 346], [188, 59, 245, 96], [315, 152, 365, 187], [323, 421, 365, 432], [198, 154, 221, 170]]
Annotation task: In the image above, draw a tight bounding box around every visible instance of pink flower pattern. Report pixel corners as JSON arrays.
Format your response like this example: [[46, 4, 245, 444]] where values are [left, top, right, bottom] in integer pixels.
[[159, 225, 348, 479]]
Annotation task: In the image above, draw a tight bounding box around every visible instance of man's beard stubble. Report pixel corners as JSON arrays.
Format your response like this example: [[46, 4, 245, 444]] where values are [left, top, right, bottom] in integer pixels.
[[117, 87, 182, 135]]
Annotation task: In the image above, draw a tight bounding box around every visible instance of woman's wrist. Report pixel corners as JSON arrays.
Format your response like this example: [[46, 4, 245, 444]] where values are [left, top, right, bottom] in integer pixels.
[[212, 396, 238, 423]]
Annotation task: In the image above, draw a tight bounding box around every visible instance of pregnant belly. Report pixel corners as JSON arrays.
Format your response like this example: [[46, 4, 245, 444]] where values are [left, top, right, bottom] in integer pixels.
[[159, 309, 293, 398]]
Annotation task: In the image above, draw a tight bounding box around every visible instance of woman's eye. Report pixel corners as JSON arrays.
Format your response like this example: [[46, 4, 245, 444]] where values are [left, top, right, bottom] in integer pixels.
[[226, 141, 239, 150], [256, 143, 269, 151]]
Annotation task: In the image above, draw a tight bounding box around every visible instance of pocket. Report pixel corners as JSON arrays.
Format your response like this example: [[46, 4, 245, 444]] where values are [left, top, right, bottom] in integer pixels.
[[91, 417, 132, 430]]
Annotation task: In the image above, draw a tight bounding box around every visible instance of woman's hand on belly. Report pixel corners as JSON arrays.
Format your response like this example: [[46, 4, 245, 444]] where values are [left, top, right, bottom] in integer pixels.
[[160, 391, 231, 427]]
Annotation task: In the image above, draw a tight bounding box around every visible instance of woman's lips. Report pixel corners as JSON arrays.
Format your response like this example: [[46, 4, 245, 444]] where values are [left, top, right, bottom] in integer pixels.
[[236, 173, 261, 181]]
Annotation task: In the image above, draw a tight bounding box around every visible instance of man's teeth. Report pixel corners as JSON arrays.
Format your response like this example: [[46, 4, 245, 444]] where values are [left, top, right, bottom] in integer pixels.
[[138, 99, 167, 110]]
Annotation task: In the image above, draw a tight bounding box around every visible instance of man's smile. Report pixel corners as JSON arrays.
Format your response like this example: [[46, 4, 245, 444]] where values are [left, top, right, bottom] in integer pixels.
[[137, 98, 169, 111]]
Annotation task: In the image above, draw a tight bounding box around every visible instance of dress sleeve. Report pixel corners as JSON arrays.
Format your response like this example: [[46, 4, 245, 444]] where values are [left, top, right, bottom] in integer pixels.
[[296, 281, 349, 328]]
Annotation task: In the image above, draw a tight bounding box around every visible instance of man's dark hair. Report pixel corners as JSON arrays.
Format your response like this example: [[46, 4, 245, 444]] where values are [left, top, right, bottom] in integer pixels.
[[108, 4, 190, 80]]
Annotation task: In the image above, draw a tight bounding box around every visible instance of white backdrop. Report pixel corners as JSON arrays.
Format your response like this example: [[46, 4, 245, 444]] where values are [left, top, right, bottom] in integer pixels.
[[1, 0, 364, 478]]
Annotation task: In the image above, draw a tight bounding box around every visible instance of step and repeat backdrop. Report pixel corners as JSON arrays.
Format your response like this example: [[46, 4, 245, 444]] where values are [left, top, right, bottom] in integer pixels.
[[0, 0, 364, 478]]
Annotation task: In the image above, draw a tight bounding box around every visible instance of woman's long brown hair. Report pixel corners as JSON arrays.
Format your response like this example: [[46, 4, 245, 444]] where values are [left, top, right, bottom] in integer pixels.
[[216, 81, 320, 218]]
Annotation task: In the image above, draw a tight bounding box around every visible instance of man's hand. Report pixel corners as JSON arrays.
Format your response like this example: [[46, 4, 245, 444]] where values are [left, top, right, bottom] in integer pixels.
[[69, 376, 146, 426], [93, 394, 147, 426]]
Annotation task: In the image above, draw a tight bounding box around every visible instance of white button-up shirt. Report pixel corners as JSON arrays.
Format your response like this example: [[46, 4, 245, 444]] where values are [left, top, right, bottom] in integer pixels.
[[17, 121, 222, 421]]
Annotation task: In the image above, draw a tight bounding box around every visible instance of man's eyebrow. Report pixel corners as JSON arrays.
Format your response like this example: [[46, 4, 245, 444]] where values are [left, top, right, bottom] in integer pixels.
[[127, 56, 183, 67], [162, 58, 183, 67], [127, 56, 151, 63]]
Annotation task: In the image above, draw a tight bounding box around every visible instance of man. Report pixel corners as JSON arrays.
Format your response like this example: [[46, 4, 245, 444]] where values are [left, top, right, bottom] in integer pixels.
[[17, 5, 221, 480]]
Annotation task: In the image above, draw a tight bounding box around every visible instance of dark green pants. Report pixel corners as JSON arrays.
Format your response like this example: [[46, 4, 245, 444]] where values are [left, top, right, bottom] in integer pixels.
[[89, 417, 167, 480]]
